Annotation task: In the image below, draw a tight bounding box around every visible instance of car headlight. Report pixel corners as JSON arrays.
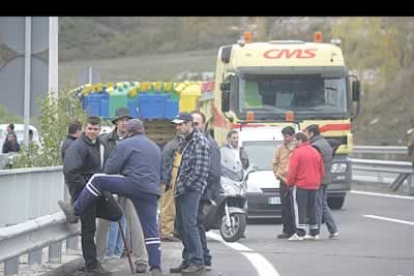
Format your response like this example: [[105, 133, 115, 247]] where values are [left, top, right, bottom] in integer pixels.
[[247, 184, 262, 193], [331, 163, 347, 173]]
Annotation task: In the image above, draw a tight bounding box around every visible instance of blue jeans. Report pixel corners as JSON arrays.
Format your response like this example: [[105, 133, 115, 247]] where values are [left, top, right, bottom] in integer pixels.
[[198, 200, 212, 265], [316, 185, 338, 234], [74, 174, 161, 269], [106, 215, 127, 257], [175, 191, 204, 266]]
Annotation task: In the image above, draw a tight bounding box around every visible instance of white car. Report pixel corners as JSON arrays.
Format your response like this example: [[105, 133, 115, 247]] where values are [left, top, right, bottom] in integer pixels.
[[238, 125, 299, 219]]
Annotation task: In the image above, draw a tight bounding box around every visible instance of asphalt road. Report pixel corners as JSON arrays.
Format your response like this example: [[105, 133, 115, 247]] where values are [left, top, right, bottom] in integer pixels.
[[92, 187, 413, 276]]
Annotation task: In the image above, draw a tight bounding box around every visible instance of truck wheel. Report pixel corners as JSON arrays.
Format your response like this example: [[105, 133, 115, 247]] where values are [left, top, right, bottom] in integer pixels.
[[327, 196, 345, 210]]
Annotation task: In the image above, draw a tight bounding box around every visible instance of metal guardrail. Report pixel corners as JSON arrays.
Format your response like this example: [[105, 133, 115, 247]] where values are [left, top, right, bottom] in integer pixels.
[[351, 158, 414, 194], [351, 158, 413, 174], [0, 166, 65, 227], [353, 146, 407, 155], [0, 212, 80, 275]]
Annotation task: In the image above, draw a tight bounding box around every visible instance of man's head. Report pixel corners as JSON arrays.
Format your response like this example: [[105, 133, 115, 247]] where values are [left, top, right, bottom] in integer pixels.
[[191, 111, 206, 133], [85, 116, 101, 141], [281, 126, 295, 144], [126, 119, 145, 136], [7, 124, 14, 133], [112, 107, 133, 125], [304, 124, 320, 139], [227, 130, 239, 149], [295, 132, 308, 146], [68, 120, 83, 138], [172, 112, 194, 137]]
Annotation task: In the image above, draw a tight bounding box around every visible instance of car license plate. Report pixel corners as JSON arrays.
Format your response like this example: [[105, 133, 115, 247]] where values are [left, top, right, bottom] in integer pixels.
[[268, 197, 280, 205]]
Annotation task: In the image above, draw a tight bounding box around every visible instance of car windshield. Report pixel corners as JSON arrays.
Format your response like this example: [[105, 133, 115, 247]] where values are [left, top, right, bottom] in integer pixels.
[[238, 74, 348, 119], [243, 140, 282, 171]]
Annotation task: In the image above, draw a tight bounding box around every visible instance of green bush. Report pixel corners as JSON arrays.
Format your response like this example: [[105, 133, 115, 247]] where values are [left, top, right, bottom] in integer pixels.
[[13, 88, 87, 168]]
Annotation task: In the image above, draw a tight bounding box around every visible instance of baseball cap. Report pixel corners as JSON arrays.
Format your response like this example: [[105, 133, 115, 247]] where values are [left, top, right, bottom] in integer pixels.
[[171, 112, 193, 124]]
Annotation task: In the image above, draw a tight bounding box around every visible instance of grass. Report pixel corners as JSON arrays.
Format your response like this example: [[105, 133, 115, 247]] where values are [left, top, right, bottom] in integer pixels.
[[59, 49, 217, 88]]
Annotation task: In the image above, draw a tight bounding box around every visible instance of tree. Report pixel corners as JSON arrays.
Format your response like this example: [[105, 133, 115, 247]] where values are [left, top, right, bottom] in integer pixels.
[[13, 88, 87, 168], [331, 17, 400, 86]]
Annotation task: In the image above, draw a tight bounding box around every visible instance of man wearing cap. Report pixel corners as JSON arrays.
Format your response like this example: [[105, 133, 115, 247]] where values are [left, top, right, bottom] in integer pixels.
[[168, 112, 210, 275], [59, 119, 163, 276], [95, 108, 149, 273]]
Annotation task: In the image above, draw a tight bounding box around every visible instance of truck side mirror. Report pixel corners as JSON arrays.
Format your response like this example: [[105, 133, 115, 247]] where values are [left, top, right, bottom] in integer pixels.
[[221, 82, 231, 112], [352, 80, 361, 101]]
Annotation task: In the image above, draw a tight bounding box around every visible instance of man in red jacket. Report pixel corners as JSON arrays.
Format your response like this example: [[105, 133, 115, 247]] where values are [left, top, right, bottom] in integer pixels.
[[286, 132, 325, 241]]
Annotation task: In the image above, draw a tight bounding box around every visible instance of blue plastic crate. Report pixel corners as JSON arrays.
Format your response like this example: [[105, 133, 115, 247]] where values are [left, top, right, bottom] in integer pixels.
[[128, 97, 138, 118], [165, 98, 179, 119], [88, 93, 100, 116], [99, 92, 110, 118], [138, 93, 167, 119]]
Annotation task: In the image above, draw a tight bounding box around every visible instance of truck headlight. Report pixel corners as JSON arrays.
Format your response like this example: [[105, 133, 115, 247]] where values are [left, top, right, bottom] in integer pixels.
[[331, 163, 347, 173], [247, 184, 262, 193]]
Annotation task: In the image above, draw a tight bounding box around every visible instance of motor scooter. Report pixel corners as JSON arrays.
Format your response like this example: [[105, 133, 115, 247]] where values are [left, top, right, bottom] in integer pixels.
[[202, 147, 255, 242]]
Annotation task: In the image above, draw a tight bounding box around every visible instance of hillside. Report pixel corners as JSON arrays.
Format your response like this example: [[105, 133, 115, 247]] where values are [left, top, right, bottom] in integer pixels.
[[5, 17, 414, 145]]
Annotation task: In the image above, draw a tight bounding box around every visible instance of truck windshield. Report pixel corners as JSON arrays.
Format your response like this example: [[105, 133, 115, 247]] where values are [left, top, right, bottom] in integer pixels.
[[242, 140, 282, 171], [238, 74, 348, 119]]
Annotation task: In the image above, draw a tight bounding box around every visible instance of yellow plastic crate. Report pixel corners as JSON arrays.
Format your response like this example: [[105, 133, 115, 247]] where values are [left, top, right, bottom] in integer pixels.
[[179, 83, 201, 112]]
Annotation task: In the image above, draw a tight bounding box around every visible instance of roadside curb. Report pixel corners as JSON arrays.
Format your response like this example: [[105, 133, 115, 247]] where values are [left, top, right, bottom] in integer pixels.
[[39, 258, 84, 276]]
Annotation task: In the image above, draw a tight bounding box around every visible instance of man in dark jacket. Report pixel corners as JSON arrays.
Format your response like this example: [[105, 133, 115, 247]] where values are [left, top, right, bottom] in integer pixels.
[[191, 111, 221, 271], [60, 116, 110, 275], [60, 119, 163, 276], [2, 132, 20, 153], [60, 120, 82, 160], [168, 112, 210, 275], [305, 124, 338, 239]]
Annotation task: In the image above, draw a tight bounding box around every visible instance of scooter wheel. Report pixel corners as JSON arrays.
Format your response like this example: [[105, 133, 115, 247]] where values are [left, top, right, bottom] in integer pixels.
[[220, 213, 246, 242]]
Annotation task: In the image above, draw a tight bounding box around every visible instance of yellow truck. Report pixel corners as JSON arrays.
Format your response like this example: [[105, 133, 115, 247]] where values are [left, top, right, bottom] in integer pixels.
[[200, 32, 361, 212]]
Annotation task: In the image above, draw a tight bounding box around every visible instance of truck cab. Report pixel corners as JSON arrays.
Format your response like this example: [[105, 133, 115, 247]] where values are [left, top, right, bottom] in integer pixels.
[[201, 32, 361, 209]]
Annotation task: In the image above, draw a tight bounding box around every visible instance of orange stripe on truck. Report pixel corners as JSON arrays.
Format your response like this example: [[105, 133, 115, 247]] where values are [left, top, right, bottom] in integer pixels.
[[319, 124, 350, 132]]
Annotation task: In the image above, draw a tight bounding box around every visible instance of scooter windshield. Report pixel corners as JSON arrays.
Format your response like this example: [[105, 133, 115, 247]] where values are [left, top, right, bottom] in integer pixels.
[[220, 147, 243, 182]]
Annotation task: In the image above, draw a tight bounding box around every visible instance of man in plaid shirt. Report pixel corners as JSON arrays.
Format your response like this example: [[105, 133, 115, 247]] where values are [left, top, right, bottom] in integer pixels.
[[168, 112, 210, 275]]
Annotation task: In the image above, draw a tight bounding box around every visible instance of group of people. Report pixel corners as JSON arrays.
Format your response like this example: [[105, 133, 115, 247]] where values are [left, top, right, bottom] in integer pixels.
[[58, 108, 248, 276], [58, 105, 343, 275], [273, 125, 339, 241]]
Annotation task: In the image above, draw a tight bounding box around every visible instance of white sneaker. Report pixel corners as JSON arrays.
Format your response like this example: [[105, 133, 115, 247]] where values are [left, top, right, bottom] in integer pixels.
[[306, 234, 321, 241], [329, 232, 339, 239], [104, 255, 120, 261], [288, 234, 304, 241]]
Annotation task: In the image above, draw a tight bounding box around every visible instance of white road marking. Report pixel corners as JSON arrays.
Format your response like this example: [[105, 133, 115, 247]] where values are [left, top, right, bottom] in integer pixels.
[[363, 215, 414, 226], [351, 190, 414, 200], [207, 232, 280, 276]]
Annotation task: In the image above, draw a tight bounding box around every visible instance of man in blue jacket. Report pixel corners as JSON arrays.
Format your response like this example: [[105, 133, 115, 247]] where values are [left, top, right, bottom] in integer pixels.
[[59, 119, 163, 276]]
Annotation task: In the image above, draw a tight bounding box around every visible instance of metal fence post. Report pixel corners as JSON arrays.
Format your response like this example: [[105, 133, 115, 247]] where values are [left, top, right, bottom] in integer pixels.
[[4, 257, 19, 275], [48, 241, 62, 264], [408, 174, 414, 195], [66, 236, 79, 250], [29, 248, 43, 266]]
